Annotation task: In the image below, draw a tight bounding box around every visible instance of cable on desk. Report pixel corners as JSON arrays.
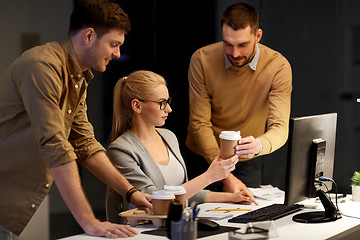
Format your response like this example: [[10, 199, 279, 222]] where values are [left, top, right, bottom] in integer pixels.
[[341, 214, 360, 220], [315, 176, 340, 211], [316, 177, 360, 220]]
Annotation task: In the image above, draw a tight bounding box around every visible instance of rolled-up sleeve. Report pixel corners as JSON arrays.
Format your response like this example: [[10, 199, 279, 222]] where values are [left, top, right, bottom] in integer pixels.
[[69, 97, 105, 164], [18, 61, 76, 167], [17, 59, 103, 167]]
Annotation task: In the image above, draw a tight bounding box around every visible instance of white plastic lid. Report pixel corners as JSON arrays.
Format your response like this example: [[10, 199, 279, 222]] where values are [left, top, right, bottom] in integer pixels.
[[151, 190, 175, 200], [164, 185, 187, 195], [219, 131, 241, 140]]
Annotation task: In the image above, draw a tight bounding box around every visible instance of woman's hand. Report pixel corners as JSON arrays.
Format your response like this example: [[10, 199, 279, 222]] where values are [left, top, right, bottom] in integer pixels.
[[205, 155, 238, 183], [222, 174, 258, 205], [231, 190, 255, 204]]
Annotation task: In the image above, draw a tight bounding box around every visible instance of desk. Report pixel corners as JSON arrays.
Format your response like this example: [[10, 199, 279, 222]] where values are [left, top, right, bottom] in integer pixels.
[[60, 196, 360, 240]]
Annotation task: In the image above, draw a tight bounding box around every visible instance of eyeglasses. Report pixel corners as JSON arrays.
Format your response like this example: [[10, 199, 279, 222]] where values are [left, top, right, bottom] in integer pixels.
[[139, 97, 172, 110]]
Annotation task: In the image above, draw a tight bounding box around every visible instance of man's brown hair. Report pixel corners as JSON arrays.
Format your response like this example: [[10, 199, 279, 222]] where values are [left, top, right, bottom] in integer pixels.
[[69, 0, 131, 38], [221, 2, 259, 34]]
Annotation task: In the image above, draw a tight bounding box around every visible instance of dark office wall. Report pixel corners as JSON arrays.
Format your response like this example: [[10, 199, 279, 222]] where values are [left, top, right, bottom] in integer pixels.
[[90, 0, 360, 195], [0, 1, 359, 238], [212, 1, 360, 193], [86, 0, 218, 213], [253, 0, 360, 194], [236, 1, 359, 193], [98, 0, 217, 147], [2, 0, 358, 223]]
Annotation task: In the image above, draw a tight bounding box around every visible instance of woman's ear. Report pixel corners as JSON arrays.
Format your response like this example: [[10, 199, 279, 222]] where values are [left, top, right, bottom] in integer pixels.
[[131, 99, 142, 114]]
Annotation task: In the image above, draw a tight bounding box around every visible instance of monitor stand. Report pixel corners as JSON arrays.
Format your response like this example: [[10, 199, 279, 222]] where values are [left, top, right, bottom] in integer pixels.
[[293, 190, 342, 223]]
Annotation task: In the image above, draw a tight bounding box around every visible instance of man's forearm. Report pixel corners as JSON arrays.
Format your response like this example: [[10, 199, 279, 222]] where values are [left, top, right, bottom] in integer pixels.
[[84, 152, 153, 210], [83, 151, 133, 196], [50, 161, 96, 229]]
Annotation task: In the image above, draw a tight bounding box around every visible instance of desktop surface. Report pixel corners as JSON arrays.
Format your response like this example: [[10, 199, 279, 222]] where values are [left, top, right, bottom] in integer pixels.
[[60, 196, 360, 240]]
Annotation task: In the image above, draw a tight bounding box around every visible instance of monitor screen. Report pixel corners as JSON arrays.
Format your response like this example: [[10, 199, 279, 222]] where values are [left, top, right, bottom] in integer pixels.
[[284, 113, 337, 206]]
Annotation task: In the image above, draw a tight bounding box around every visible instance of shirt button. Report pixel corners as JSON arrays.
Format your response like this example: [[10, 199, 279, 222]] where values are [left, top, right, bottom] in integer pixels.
[[46, 184, 50, 188], [67, 109, 72, 114], [75, 84, 79, 89], [31, 204, 36, 208], [77, 74, 82, 78], [70, 74, 74, 78]]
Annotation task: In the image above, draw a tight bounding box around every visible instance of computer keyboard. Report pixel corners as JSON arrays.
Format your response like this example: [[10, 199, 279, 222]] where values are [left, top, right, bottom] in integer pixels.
[[228, 203, 304, 223]]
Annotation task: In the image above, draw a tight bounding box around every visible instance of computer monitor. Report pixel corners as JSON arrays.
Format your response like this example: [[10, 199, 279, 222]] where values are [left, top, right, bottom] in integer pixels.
[[284, 113, 341, 223]]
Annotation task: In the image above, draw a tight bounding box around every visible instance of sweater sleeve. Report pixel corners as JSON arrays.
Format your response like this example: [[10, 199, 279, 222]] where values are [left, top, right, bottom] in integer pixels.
[[257, 56, 292, 154], [187, 50, 220, 163], [189, 190, 209, 206]]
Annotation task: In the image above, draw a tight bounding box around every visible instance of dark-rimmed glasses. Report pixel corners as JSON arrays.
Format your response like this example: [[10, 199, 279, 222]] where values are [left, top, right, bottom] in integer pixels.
[[139, 97, 172, 110]]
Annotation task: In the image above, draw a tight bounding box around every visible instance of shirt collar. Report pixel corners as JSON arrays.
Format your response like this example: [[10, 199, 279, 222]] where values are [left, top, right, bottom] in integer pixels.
[[225, 43, 260, 71], [60, 38, 94, 83]]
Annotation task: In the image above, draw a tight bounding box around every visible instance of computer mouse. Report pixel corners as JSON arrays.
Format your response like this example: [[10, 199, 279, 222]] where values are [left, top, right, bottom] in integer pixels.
[[197, 218, 220, 231]]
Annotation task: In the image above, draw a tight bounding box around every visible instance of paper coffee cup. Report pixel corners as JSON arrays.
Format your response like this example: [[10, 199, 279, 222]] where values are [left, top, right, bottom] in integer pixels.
[[151, 190, 175, 215], [164, 185, 187, 208], [219, 131, 241, 159]]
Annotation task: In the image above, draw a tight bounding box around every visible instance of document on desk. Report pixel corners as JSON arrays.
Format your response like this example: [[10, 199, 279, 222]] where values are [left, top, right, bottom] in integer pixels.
[[196, 211, 234, 220], [249, 187, 285, 201]]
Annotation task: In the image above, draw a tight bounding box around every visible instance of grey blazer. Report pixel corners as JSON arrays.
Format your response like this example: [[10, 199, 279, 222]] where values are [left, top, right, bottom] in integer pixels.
[[105, 128, 208, 223]]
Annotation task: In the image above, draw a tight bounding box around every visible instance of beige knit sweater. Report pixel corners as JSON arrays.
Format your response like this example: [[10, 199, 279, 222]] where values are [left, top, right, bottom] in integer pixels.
[[186, 42, 292, 163]]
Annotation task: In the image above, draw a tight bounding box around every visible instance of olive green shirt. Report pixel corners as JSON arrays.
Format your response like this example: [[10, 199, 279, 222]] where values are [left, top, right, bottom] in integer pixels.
[[0, 38, 105, 235]]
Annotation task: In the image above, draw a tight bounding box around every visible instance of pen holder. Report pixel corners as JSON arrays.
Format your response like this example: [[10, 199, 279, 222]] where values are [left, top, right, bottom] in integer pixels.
[[171, 219, 197, 240]]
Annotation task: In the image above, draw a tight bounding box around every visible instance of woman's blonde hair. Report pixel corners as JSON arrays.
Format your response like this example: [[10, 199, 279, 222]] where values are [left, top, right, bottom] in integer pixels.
[[111, 70, 166, 141]]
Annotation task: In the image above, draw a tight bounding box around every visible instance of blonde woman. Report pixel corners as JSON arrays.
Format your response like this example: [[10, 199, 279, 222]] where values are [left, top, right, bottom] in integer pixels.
[[106, 70, 256, 223]]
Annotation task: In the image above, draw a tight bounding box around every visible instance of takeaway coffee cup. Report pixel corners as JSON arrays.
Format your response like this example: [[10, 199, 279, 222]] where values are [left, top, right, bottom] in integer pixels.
[[219, 130, 241, 159], [164, 185, 187, 208], [151, 190, 175, 215]]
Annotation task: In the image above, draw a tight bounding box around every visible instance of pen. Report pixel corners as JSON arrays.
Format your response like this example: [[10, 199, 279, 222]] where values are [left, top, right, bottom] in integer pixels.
[[193, 207, 200, 220], [208, 208, 251, 211]]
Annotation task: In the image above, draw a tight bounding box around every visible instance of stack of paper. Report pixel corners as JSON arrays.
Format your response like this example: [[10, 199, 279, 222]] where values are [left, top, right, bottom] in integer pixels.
[[196, 211, 233, 220], [249, 187, 285, 201]]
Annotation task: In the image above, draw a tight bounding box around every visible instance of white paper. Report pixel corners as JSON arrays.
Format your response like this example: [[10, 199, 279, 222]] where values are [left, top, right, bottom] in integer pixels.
[[249, 187, 285, 201], [196, 211, 233, 220]]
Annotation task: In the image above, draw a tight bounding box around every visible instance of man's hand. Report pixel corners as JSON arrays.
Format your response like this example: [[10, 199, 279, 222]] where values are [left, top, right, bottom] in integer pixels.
[[222, 173, 258, 205], [130, 191, 153, 210], [84, 219, 137, 238], [235, 136, 260, 159], [51, 161, 140, 238]]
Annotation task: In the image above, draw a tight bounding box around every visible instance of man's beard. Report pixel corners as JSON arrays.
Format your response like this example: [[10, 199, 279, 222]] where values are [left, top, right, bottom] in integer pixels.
[[230, 43, 256, 67]]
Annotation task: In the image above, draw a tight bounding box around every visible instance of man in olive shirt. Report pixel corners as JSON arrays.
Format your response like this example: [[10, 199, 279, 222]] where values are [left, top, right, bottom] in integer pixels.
[[186, 3, 292, 191], [0, 1, 151, 238]]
